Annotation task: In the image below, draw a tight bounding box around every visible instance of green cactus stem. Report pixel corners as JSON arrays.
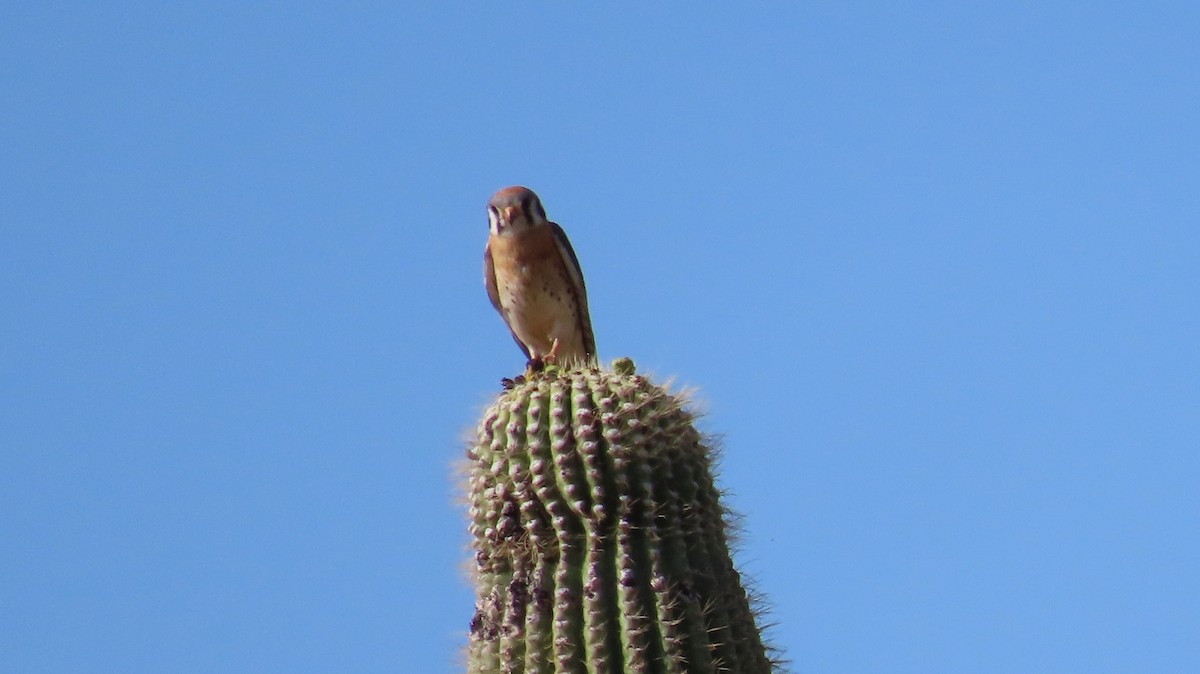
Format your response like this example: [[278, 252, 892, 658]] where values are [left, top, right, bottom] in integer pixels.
[[465, 359, 778, 674]]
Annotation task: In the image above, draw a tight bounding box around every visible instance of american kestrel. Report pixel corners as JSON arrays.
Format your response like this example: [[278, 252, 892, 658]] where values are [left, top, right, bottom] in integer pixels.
[[483, 186, 596, 369]]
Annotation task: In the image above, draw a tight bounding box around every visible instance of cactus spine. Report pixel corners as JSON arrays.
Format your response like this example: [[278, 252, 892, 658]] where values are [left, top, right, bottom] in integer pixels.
[[466, 360, 776, 673]]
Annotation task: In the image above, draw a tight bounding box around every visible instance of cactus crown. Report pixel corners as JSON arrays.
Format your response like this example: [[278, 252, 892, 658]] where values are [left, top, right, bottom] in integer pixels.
[[465, 361, 780, 674]]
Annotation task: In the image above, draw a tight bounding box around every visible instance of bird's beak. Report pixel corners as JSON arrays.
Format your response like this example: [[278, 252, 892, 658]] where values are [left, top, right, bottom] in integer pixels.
[[502, 206, 521, 223]]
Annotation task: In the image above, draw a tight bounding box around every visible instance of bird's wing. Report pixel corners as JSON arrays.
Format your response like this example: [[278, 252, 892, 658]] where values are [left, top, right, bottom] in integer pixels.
[[483, 240, 503, 313], [483, 240, 531, 359], [549, 222, 596, 359]]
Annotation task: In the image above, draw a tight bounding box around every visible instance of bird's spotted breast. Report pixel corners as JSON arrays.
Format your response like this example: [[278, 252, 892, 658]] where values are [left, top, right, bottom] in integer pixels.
[[488, 226, 582, 358]]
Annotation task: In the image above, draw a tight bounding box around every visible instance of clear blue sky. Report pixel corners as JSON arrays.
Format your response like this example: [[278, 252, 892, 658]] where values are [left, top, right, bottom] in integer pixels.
[[3, 3, 1197, 673]]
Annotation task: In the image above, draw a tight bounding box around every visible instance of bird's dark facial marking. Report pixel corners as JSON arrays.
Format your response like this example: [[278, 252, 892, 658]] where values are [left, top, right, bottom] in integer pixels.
[[524, 195, 546, 221]]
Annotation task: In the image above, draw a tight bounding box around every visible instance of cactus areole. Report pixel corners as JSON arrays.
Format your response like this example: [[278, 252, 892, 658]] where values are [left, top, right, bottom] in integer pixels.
[[465, 359, 777, 674]]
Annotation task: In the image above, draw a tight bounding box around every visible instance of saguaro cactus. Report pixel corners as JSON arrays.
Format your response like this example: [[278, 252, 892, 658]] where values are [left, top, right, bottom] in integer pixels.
[[465, 359, 778, 674]]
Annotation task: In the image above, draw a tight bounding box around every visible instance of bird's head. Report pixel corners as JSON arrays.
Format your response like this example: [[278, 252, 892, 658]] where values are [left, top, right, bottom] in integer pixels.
[[488, 186, 547, 235]]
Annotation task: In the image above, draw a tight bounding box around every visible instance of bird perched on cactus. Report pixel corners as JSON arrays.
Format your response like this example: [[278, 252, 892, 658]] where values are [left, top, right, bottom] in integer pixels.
[[483, 186, 596, 373]]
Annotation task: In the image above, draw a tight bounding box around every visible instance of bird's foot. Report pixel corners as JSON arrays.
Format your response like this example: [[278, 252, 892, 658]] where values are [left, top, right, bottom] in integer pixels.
[[500, 375, 526, 390]]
